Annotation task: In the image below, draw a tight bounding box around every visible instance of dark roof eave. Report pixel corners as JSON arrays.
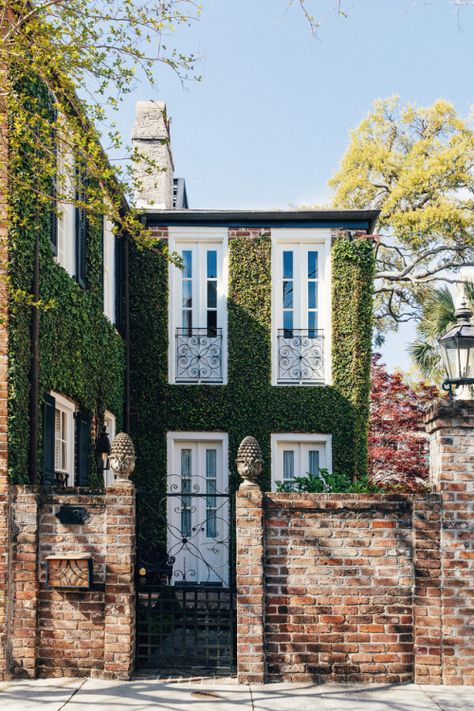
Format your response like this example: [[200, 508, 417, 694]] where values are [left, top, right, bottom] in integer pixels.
[[140, 209, 380, 233]]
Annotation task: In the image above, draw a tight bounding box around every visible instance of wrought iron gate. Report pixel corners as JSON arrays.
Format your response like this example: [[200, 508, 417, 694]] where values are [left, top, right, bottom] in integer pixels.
[[136, 476, 235, 675]]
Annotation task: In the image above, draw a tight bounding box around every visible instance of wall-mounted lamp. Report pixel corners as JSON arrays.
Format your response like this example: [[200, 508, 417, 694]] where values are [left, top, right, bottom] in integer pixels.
[[96, 425, 111, 473]]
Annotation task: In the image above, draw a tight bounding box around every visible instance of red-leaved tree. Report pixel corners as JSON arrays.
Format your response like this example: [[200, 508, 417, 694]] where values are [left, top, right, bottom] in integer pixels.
[[369, 354, 440, 492]]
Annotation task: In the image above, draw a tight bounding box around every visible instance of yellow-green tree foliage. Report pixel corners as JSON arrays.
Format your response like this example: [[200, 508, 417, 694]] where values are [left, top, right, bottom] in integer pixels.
[[329, 98, 474, 328]]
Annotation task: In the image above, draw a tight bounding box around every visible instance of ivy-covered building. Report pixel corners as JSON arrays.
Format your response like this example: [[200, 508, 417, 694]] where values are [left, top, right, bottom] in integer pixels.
[[129, 103, 379, 573], [4, 85, 128, 490]]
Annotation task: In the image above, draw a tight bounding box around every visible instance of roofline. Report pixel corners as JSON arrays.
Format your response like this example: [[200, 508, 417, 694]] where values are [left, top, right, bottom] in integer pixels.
[[140, 209, 380, 233]]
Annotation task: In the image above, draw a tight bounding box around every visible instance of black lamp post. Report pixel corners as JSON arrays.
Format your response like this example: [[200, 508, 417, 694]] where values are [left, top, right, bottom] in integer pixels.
[[96, 426, 111, 474], [438, 298, 474, 399]]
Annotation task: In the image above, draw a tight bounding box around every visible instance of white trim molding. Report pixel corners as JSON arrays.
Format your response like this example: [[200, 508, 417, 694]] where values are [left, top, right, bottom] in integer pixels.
[[270, 432, 333, 491], [168, 227, 228, 385], [50, 390, 77, 486], [271, 228, 332, 387]]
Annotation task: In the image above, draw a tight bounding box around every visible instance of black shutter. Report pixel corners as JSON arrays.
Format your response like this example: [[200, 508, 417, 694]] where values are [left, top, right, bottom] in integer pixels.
[[75, 165, 87, 288], [48, 95, 58, 255], [42, 393, 55, 487], [75, 411, 91, 487], [115, 234, 124, 330]]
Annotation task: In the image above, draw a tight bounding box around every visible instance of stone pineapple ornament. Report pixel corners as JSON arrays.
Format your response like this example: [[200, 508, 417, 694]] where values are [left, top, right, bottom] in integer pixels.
[[109, 432, 136, 483], [236, 436, 263, 487]]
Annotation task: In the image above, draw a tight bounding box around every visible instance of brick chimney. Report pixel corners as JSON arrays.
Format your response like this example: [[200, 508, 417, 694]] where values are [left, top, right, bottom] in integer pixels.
[[131, 101, 174, 210]]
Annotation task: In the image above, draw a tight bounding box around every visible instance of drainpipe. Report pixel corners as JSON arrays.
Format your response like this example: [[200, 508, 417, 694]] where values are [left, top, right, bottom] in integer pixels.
[[123, 234, 130, 434], [28, 227, 40, 485]]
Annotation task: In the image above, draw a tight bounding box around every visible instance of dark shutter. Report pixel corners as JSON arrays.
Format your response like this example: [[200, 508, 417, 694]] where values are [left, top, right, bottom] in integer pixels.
[[48, 95, 58, 255], [42, 393, 56, 488], [75, 411, 91, 487], [115, 234, 124, 330], [75, 165, 87, 288]]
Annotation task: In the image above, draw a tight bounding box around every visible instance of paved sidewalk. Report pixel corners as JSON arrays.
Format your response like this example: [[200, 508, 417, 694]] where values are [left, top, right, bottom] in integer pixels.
[[0, 677, 472, 710]]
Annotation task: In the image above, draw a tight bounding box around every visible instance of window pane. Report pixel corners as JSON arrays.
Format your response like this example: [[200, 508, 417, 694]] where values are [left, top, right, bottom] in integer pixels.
[[207, 250, 217, 279], [182, 280, 192, 308], [182, 309, 192, 332], [308, 251, 318, 279], [308, 311, 317, 335], [182, 250, 192, 278], [283, 310, 293, 336], [207, 310, 217, 335], [308, 282, 317, 310], [283, 251, 293, 279], [308, 450, 320, 476], [181, 449, 192, 477], [283, 450, 294, 480], [206, 449, 217, 477], [206, 511, 217, 538], [283, 280, 293, 309], [207, 280, 217, 309]]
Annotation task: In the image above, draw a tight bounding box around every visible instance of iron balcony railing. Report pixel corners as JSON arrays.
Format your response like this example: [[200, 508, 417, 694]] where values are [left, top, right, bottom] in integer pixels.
[[277, 329, 325, 384], [176, 328, 223, 383]]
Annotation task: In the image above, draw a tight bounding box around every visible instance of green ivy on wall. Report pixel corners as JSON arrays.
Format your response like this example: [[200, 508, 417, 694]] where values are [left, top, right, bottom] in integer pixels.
[[8, 77, 125, 484], [129, 231, 374, 544]]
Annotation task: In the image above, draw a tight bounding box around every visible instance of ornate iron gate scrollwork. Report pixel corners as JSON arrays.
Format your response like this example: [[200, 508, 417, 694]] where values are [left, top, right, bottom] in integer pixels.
[[136, 477, 236, 674]]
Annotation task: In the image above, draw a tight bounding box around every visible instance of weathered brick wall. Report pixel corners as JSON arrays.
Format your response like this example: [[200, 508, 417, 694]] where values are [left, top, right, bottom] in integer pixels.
[[263, 494, 414, 683], [37, 492, 107, 678], [426, 401, 474, 686], [236, 400, 474, 686], [2, 483, 135, 680]]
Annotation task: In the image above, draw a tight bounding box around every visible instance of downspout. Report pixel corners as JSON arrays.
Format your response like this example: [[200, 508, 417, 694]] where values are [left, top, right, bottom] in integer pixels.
[[123, 234, 130, 434], [28, 227, 40, 485]]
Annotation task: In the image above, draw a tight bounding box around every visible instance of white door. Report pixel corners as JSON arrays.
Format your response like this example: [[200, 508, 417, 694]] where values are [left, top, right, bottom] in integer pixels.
[[167, 438, 229, 586]]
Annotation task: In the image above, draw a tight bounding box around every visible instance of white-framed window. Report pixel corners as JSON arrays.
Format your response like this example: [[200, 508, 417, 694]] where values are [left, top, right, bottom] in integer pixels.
[[103, 410, 116, 487], [103, 217, 116, 324], [166, 432, 229, 585], [55, 137, 76, 278], [271, 433, 332, 491], [272, 230, 331, 385], [168, 228, 228, 384], [52, 392, 76, 486]]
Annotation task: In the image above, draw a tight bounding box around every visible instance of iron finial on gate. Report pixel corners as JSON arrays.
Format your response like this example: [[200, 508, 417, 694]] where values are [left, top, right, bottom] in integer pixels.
[[236, 436, 263, 488]]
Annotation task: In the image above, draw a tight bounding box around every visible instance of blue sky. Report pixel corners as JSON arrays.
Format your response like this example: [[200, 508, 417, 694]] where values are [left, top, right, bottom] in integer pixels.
[[114, 0, 474, 373]]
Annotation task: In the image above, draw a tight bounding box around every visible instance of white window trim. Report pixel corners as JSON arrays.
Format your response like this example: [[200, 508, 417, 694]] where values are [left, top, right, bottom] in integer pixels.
[[103, 216, 116, 324], [55, 136, 75, 278], [271, 432, 333, 491], [50, 391, 76, 486], [166, 430, 229, 483], [168, 227, 228, 385], [271, 229, 332, 386], [104, 410, 116, 487]]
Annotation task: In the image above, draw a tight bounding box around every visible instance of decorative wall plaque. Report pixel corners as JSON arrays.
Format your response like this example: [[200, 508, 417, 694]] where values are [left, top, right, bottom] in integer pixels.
[[45, 555, 93, 590]]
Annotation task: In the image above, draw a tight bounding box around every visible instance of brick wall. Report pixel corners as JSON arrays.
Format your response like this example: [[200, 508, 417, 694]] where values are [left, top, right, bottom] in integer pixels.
[[236, 402, 474, 686], [1, 483, 136, 680], [426, 401, 474, 685], [264, 494, 414, 683]]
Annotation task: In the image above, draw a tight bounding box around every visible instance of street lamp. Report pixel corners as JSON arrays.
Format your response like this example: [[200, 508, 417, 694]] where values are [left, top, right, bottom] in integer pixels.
[[438, 298, 474, 399]]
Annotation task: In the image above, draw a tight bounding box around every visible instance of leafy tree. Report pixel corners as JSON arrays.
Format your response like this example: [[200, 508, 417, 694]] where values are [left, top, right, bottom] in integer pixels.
[[0, 1, 199, 242], [409, 282, 474, 382], [368, 353, 439, 491], [329, 98, 474, 332]]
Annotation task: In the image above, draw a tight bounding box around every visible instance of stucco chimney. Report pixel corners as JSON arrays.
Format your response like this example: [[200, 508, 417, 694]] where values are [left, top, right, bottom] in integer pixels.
[[132, 101, 174, 209]]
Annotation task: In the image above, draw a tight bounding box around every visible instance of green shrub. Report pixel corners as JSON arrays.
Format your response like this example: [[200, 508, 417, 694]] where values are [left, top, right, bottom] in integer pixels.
[[275, 468, 379, 493]]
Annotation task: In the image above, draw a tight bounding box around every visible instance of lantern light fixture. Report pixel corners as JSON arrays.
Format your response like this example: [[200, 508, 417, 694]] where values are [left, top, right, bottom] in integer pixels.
[[438, 298, 474, 399]]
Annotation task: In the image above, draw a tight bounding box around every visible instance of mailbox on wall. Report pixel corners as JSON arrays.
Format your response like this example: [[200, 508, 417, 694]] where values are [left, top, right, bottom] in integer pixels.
[[45, 555, 93, 590]]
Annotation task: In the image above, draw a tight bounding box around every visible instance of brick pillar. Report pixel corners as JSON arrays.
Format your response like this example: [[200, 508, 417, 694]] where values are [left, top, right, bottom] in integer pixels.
[[413, 494, 442, 684], [103, 482, 136, 680], [8, 486, 39, 678], [236, 485, 265, 684], [425, 400, 474, 685]]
